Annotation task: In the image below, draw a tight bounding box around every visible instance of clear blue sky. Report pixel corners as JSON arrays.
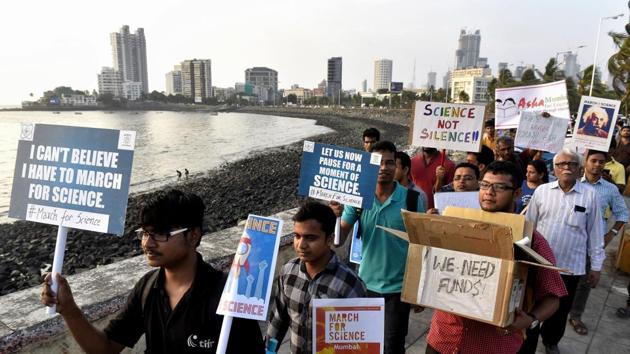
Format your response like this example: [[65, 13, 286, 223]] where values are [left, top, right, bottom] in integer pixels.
[[1, 0, 627, 105]]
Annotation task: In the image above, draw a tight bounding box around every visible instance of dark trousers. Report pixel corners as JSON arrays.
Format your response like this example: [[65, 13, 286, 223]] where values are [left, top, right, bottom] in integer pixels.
[[569, 259, 591, 320], [368, 290, 410, 354], [518, 324, 541, 354], [540, 274, 581, 346], [425, 343, 440, 353]]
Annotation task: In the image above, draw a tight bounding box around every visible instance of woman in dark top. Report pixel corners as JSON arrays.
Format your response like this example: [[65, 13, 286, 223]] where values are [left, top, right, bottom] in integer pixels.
[[517, 159, 549, 213]]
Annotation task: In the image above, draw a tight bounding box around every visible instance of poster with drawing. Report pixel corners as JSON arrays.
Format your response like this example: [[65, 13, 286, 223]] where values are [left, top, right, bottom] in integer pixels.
[[571, 96, 621, 152]]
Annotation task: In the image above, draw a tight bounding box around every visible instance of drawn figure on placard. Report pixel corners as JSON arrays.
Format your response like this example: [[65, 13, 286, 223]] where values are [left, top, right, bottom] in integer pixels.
[[495, 98, 518, 119], [226, 233, 252, 294], [577, 105, 610, 138]]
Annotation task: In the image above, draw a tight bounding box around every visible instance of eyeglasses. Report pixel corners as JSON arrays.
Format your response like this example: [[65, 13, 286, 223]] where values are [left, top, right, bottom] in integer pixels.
[[453, 175, 476, 182], [554, 161, 579, 169], [135, 227, 188, 242], [479, 181, 515, 192]]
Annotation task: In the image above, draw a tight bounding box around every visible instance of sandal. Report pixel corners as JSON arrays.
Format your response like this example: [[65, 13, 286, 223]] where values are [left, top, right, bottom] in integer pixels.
[[617, 307, 630, 319], [569, 318, 588, 335]]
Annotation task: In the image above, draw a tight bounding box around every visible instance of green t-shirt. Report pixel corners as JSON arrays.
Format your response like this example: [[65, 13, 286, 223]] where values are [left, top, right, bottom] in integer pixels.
[[341, 182, 425, 294]]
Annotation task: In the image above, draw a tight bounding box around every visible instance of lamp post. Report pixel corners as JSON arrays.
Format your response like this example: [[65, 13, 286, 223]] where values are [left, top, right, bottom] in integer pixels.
[[590, 14, 624, 96]]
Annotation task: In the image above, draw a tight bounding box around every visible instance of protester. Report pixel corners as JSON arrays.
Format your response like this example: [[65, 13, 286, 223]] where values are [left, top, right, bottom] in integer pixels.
[[362, 127, 381, 152], [604, 141, 627, 193], [267, 201, 366, 354], [410, 147, 455, 209], [612, 125, 630, 177], [425, 161, 567, 354], [495, 136, 525, 174], [331, 141, 425, 354], [466, 145, 495, 171], [40, 189, 265, 353], [394, 151, 427, 209], [525, 149, 605, 354], [516, 160, 549, 213], [482, 119, 496, 151], [568, 150, 628, 335], [438, 162, 480, 192]]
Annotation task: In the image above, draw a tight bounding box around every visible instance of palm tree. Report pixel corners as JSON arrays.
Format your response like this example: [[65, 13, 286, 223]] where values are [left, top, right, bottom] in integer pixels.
[[608, 24, 630, 116]]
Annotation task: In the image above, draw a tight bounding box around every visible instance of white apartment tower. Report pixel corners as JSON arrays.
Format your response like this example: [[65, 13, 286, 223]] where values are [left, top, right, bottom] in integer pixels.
[[374, 59, 393, 91], [110, 25, 149, 93]]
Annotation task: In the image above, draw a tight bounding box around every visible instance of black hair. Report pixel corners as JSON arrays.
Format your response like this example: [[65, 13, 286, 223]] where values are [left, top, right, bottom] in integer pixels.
[[468, 145, 495, 167], [293, 200, 337, 236], [527, 159, 549, 183], [140, 189, 205, 245], [481, 161, 523, 188], [395, 151, 411, 169], [370, 140, 397, 154], [485, 119, 495, 127], [586, 149, 607, 160], [455, 162, 480, 179], [362, 128, 380, 141]]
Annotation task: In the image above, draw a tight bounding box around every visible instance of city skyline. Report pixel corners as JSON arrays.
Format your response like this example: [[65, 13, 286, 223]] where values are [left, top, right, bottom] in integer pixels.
[[0, 0, 627, 105]]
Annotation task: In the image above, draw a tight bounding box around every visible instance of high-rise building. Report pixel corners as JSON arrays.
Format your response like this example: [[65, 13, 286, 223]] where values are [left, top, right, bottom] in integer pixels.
[[361, 79, 368, 93], [443, 71, 451, 91], [450, 67, 493, 104], [97, 67, 123, 97], [181, 59, 212, 103], [427, 71, 437, 89], [374, 59, 393, 91], [455, 29, 481, 69], [561, 52, 580, 81], [245, 67, 278, 103], [327, 57, 342, 98], [165, 65, 183, 95], [110, 25, 148, 93]]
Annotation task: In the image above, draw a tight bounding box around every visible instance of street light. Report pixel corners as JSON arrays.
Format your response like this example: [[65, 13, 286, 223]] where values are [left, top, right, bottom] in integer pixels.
[[590, 14, 624, 96]]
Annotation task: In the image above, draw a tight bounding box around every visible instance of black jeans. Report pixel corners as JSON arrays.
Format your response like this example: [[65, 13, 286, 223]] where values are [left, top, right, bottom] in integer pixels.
[[368, 290, 410, 354], [540, 274, 581, 346]]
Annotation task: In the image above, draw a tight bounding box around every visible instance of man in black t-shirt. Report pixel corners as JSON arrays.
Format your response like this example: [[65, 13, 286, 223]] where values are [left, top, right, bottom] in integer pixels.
[[41, 189, 265, 353]]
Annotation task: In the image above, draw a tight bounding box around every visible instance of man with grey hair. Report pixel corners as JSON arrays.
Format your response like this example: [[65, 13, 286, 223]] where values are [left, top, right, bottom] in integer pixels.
[[525, 149, 605, 354], [495, 135, 525, 174]]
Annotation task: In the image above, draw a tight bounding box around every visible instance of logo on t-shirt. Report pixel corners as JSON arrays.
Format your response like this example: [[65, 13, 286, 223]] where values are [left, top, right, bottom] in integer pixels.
[[187, 334, 215, 349]]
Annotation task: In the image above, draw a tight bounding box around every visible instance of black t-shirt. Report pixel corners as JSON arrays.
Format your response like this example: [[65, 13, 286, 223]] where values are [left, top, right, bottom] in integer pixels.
[[104, 254, 265, 353]]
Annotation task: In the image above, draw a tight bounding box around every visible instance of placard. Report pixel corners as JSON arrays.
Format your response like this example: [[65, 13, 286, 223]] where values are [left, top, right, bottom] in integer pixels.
[[495, 80, 569, 129], [411, 101, 486, 152], [571, 96, 621, 152], [9, 124, 135, 235], [313, 297, 384, 354], [514, 111, 569, 153], [433, 191, 480, 214], [417, 247, 502, 322], [217, 215, 282, 321], [298, 141, 381, 209]]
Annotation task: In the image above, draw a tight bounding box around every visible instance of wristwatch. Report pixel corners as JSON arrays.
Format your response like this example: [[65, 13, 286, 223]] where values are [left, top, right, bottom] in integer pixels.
[[610, 229, 619, 236], [528, 312, 540, 329]]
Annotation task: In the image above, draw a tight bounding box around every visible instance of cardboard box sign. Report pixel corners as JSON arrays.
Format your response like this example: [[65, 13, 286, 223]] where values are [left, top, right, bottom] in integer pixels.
[[379, 210, 564, 327]]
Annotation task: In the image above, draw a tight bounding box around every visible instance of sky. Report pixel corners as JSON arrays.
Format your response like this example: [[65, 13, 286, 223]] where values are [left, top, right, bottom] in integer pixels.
[[1, 0, 628, 105]]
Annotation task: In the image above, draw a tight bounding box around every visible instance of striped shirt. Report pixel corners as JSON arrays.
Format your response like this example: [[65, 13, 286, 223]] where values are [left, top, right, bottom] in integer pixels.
[[581, 176, 629, 226], [266, 252, 367, 354], [525, 181, 605, 275]]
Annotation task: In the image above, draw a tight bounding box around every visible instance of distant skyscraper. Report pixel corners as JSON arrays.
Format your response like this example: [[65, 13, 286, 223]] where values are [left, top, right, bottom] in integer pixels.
[[498, 62, 508, 74], [361, 79, 367, 92], [427, 71, 437, 89], [443, 71, 450, 91], [455, 29, 481, 69], [561, 52, 580, 80], [327, 57, 343, 98], [374, 59, 393, 91], [181, 59, 212, 103], [165, 65, 183, 95], [245, 67, 278, 103], [110, 25, 148, 93], [97, 67, 123, 97]]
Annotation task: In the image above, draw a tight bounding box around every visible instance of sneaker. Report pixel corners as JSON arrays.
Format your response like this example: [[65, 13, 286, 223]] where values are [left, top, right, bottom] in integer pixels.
[[544, 344, 560, 354]]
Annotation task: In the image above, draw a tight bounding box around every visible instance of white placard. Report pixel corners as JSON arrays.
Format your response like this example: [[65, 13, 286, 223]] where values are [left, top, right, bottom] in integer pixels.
[[417, 247, 502, 322], [495, 80, 569, 129], [571, 96, 621, 153], [514, 111, 569, 153], [433, 191, 480, 214]]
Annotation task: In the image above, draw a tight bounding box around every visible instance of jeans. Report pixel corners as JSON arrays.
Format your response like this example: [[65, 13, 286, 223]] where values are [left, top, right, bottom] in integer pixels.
[[368, 290, 410, 354]]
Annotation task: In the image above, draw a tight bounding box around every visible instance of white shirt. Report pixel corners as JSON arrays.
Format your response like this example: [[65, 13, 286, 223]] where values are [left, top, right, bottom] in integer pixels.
[[525, 180, 605, 275]]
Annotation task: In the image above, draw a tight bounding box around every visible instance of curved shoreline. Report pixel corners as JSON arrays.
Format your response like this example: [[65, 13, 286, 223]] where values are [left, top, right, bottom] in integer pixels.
[[0, 111, 409, 295]]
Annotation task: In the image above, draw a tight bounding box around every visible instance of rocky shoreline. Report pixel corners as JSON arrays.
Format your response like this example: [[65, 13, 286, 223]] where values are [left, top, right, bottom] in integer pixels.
[[0, 111, 409, 295]]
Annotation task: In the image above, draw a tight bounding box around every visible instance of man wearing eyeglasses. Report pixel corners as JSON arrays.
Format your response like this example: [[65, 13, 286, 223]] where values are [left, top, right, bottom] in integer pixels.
[[438, 162, 480, 193], [525, 149, 605, 354], [426, 161, 567, 354], [40, 189, 265, 353]]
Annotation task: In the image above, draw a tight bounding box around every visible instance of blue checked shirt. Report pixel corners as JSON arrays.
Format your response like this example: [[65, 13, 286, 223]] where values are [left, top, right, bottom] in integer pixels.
[[526, 181, 605, 275], [266, 252, 367, 354], [581, 176, 629, 228]]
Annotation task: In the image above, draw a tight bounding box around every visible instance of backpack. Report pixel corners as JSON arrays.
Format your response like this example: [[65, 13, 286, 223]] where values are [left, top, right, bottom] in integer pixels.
[[355, 188, 420, 239]]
